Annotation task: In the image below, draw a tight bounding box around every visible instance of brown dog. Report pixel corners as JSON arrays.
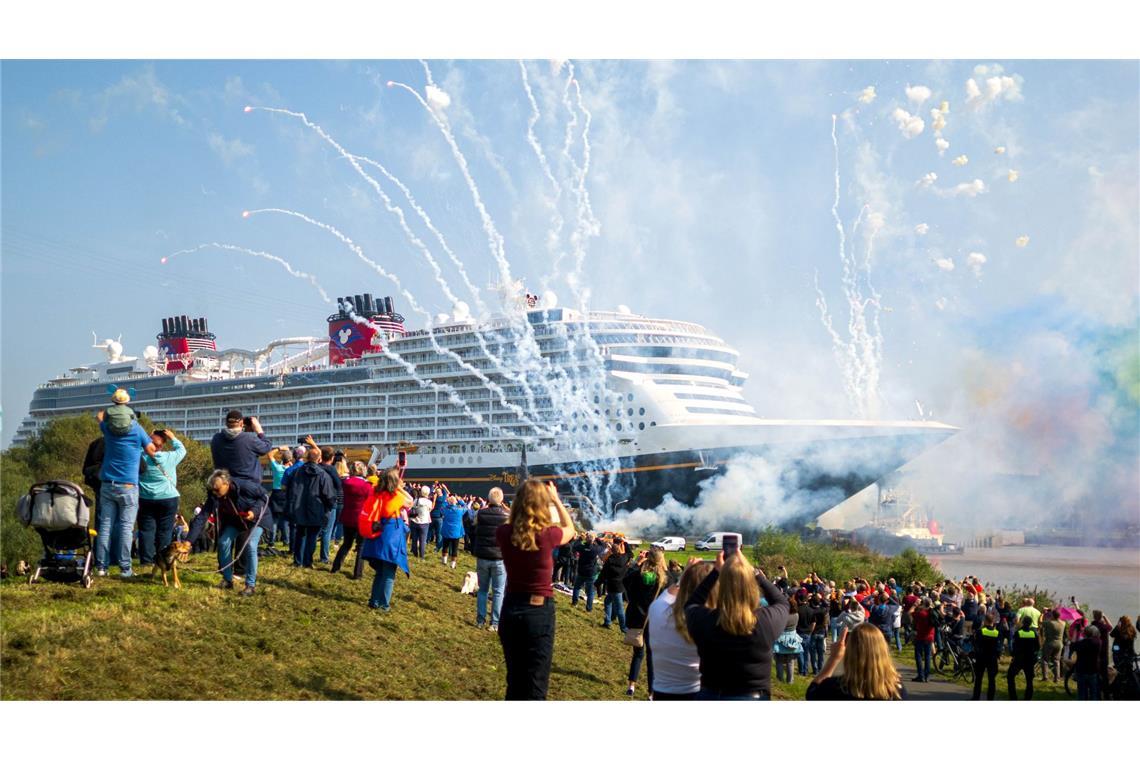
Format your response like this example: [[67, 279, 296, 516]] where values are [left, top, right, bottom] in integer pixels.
[[153, 541, 192, 588]]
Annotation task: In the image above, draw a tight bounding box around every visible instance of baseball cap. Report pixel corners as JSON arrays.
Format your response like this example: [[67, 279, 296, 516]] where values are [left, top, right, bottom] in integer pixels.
[[226, 409, 244, 423]]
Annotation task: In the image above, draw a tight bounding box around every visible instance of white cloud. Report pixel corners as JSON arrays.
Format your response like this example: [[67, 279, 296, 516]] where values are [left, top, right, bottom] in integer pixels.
[[891, 107, 924, 138], [917, 171, 938, 188], [966, 73, 1024, 108], [914, 223, 930, 235], [936, 137, 950, 155], [1007, 169, 1020, 182], [934, 296, 948, 310], [935, 257, 955, 272], [425, 84, 451, 113], [994, 146, 1006, 155], [89, 65, 188, 132], [967, 252, 987, 277], [952, 154, 969, 167], [930, 108, 946, 133], [207, 133, 253, 164], [905, 84, 932, 106], [857, 85, 876, 104], [974, 63, 1004, 76], [935, 179, 987, 198], [1015, 235, 1030, 247], [965, 78, 982, 101]]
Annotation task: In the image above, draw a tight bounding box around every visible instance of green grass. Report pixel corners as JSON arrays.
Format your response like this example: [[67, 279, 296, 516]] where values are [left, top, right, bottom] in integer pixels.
[[1, 548, 813, 701]]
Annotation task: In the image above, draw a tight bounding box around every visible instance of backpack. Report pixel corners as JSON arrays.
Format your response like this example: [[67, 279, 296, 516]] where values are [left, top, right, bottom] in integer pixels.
[[104, 404, 136, 435], [17, 480, 91, 531]]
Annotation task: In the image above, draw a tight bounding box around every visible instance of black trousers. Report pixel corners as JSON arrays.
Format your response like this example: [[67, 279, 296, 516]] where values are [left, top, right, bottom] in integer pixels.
[[331, 523, 365, 578], [973, 656, 998, 700], [1007, 657, 1035, 700], [137, 496, 180, 565], [498, 595, 555, 700]]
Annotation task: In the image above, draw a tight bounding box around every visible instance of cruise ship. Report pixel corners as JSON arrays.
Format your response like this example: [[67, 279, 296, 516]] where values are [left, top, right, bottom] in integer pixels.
[[13, 291, 956, 521]]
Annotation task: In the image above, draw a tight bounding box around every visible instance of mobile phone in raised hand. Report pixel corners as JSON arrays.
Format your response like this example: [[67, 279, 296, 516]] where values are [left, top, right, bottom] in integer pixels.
[[722, 534, 739, 557]]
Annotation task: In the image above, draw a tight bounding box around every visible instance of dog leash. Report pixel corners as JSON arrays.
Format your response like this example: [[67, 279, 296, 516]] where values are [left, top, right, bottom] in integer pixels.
[[200, 492, 271, 576]]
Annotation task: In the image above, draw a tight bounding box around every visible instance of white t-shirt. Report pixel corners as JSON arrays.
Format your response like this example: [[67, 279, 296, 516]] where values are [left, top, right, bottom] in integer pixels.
[[646, 588, 701, 695]]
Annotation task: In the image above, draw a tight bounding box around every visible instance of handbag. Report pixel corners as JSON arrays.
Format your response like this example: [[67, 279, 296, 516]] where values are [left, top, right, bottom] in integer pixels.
[[624, 627, 644, 648]]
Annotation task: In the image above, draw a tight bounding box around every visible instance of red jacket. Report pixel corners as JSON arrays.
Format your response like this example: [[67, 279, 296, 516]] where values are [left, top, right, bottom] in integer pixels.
[[340, 476, 372, 527], [912, 608, 937, 642]]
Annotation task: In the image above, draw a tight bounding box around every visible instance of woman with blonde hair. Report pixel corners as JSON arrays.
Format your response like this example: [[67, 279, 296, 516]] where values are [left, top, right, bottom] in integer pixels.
[[621, 546, 669, 697], [493, 478, 575, 700], [684, 547, 789, 700], [645, 558, 717, 700], [806, 622, 907, 700]]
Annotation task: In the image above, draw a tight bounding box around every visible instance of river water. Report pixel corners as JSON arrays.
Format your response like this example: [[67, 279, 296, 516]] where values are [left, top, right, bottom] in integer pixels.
[[931, 545, 1140, 616]]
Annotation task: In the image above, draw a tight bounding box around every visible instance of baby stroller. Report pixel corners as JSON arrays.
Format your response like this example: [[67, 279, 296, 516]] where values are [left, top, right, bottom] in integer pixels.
[[17, 480, 95, 588]]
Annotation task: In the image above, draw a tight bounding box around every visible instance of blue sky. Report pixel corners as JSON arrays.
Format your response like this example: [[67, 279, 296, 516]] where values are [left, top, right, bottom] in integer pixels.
[[2, 59, 1137, 526]]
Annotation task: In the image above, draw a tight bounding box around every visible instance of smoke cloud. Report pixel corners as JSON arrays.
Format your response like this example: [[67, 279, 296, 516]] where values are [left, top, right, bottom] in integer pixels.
[[905, 84, 932, 106], [934, 257, 955, 272], [857, 85, 877, 104], [967, 252, 987, 277], [952, 154, 969, 166], [935, 137, 950, 155], [891, 107, 925, 138], [1016, 234, 1030, 247], [914, 223, 930, 235]]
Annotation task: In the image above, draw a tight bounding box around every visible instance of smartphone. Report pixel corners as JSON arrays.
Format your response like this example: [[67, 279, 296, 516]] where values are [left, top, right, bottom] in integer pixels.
[[243, 416, 254, 432], [722, 533, 739, 556]]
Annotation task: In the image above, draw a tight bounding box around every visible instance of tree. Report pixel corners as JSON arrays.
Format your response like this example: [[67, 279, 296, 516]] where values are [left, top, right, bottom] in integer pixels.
[[1, 413, 215, 569]]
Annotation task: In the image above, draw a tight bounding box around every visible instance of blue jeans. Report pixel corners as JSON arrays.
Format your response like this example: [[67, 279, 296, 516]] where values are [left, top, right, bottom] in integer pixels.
[[219, 524, 263, 587], [369, 560, 397, 610], [293, 525, 320, 567], [410, 522, 430, 558], [914, 640, 933, 680], [829, 618, 843, 643], [96, 482, 141, 574], [796, 646, 809, 675], [572, 573, 596, 610], [604, 591, 626, 631], [429, 518, 442, 548], [809, 633, 827, 673], [476, 558, 506, 626], [892, 627, 902, 652], [319, 508, 337, 562]]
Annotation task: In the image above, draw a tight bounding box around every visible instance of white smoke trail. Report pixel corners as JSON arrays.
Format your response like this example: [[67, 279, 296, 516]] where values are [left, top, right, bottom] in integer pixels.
[[244, 105, 548, 431], [814, 115, 885, 418], [385, 75, 551, 426], [345, 152, 549, 422], [519, 59, 567, 297], [243, 207, 549, 434], [164, 243, 331, 302]]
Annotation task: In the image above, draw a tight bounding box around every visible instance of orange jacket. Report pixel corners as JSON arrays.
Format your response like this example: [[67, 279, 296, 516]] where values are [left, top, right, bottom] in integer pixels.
[[359, 489, 408, 539]]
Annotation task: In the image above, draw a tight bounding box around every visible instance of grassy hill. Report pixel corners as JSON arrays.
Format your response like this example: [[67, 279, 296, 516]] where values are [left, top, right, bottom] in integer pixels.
[[1, 548, 811, 701]]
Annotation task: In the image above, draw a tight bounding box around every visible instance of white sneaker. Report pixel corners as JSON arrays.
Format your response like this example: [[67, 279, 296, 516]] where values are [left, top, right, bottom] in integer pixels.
[[450, 561, 456, 569], [442, 555, 448, 565], [95, 568, 108, 577]]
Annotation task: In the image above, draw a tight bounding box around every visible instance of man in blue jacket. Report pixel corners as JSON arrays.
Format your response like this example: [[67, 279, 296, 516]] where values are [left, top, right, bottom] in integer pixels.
[[429, 483, 448, 551], [94, 403, 158, 577], [210, 410, 273, 483]]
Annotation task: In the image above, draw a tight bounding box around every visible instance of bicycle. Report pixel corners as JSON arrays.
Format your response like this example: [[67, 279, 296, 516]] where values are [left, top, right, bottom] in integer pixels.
[[932, 628, 976, 684]]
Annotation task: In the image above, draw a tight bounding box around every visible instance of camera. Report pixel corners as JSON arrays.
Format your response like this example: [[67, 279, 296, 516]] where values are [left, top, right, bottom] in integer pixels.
[[297, 435, 312, 445]]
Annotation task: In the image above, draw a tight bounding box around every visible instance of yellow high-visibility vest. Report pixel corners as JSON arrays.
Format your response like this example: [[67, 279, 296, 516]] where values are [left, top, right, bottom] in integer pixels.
[[980, 627, 999, 638], [1017, 629, 1037, 639]]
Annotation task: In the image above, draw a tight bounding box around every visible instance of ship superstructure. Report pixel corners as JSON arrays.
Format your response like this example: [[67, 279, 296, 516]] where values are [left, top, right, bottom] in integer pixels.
[[14, 294, 955, 519]]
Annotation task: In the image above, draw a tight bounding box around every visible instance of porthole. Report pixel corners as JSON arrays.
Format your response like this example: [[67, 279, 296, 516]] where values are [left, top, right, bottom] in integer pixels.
[[628, 408, 634, 416], [616, 423, 622, 431], [639, 407, 645, 415], [639, 422, 645, 430], [627, 393, 633, 401], [650, 421, 657, 427], [594, 425, 599, 432], [468, 456, 474, 464], [449, 456, 456, 464], [478, 456, 483, 463], [594, 395, 600, 403]]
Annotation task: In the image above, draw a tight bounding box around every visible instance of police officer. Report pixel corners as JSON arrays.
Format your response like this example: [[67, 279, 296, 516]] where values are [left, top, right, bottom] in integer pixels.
[[972, 612, 1002, 700], [1006, 615, 1040, 700]]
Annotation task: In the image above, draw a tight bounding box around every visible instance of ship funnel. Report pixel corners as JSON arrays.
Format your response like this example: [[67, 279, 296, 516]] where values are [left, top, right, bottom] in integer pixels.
[[201, 317, 209, 333], [162, 318, 169, 335], [384, 296, 394, 314], [364, 293, 374, 314], [354, 295, 364, 315]]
